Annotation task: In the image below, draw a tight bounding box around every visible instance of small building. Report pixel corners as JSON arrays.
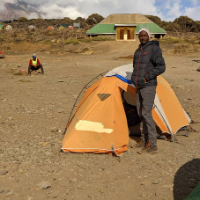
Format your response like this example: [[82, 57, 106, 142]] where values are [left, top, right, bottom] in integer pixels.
[[73, 23, 80, 28], [86, 13, 167, 41]]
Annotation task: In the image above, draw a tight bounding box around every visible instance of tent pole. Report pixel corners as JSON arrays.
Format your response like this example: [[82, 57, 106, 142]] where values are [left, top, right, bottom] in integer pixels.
[[63, 71, 108, 135]]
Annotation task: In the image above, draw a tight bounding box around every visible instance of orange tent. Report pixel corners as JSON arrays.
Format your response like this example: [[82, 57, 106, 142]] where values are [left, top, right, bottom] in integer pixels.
[[62, 64, 191, 155], [48, 26, 54, 30]]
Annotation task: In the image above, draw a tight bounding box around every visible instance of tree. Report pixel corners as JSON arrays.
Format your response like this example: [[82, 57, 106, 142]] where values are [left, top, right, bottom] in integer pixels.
[[74, 17, 87, 28], [62, 17, 73, 24], [145, 15, 162, 26], [174, 16, 199, 32], [18, 17, 28, 22], [86, 13, 104, 25], [164, 22, 181, 32]]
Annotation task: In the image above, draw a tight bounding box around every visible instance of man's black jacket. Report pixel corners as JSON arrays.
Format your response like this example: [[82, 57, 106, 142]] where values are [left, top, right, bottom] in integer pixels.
[[131, 40, 166, 89]]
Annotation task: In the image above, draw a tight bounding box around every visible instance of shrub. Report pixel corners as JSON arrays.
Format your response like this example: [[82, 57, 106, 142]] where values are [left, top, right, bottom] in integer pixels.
[[18, 17, 28, 22], [65, 40, 79, 45]]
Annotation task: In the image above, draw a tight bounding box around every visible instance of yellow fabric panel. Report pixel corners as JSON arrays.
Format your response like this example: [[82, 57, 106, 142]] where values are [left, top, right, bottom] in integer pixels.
[[67, 79, 102, 127], [152, 110, 169, 133], [157, 76, 189, 134]]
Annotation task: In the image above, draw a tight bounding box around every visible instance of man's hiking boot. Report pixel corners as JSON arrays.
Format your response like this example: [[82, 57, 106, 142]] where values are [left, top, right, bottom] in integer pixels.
[[146, 146, 158, 153], [136, 141, 158, 154], [135, 140, 144, 148], [142, 141, 151, 150]]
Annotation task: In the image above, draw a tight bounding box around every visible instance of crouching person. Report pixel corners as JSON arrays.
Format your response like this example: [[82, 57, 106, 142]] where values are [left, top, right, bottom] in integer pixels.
[[28, 54, 44, 75]]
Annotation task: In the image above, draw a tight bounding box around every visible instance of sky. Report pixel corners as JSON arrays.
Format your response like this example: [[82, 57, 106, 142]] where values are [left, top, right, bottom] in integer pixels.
[[1, 0, 200, 21]]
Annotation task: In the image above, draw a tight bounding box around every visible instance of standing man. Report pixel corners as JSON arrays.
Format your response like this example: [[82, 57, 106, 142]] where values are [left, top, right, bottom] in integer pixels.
[[28, 54, 44, 75], [131, 28, 166, 153]]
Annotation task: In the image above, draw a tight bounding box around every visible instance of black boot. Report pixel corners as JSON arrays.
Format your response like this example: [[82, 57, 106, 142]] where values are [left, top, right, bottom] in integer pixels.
[[28, 65, 31, 76], [40, 65, 44, 74]]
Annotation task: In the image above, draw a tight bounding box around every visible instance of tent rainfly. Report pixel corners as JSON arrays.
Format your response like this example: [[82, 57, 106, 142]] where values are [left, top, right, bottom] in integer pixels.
[[48, 26, 54, 30]]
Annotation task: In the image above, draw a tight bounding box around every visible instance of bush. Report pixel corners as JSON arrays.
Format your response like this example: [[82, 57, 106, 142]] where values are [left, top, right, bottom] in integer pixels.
[[82, 47, 89, 52], [18, 17, 28, 22], [90, 37, 114, 41], [160, 37, 182, 44], [65, 40, 79, 45], [86, 13, 104, 25]]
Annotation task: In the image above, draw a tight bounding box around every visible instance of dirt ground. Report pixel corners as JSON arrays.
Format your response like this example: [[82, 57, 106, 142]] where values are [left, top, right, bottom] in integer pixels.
[[0, 40, 200, 200]]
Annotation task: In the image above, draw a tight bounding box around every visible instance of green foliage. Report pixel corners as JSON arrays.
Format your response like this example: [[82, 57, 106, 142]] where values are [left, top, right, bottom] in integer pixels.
[[80, 37, 115, 42], [90, 37, 114, 41], [160, 36, 197, 46], [47, 30, 55, 35], [86, 13, 104, 25], [82, 47, 89, 52], [173, 16, 199, 32], [146, 15, 200, 33], [64, 37, 114, 46], [81, 38, 92, 43], [74, 17, 85, 23], [62, 17, 73, 24], [145, 15, 162, 26], [65, 40, 79, 45], [18, 17, 28, 22], [160, 37, 182, 44], [35, 18, 44, 22], [58, 26, 66, 33], [164, 22, 181, 32], [39, 40, 52, 44], [74, 17, 87, 28]]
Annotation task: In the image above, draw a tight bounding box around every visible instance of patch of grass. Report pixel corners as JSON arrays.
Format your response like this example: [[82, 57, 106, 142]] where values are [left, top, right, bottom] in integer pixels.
[[80, 37, 114, 42], [118, 55, 133, 60], [19, 79, 31, 82], [160, 37, 182, 44], [81, 38, 92, 43], [90, 37, 115, 41], [65, 37, 114, 45], [48, 31, 55, 35], [39, 40, 52, 44], [82, 47, 89, 53], [184, 38, 197, 45], [161, 36, 199, 45], [13, 72, 23, 75], [14, 39, 22, 43], [65, 40, 79, 45]]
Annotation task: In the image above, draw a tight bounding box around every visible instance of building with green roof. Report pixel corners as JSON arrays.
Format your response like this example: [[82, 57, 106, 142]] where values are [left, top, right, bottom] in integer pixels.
[[86, 14, 167, 41]]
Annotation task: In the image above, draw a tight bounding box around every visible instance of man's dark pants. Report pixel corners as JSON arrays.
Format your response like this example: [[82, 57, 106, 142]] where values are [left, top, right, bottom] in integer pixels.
[[136, 86, 157, 147], [28, 65, 44, 75]]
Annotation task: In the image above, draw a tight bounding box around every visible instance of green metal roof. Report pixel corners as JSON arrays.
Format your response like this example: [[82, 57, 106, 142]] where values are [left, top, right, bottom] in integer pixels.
[[136, 23, 167, 34], [87, 23, 166, 35], [87, 24, 115, 35]]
